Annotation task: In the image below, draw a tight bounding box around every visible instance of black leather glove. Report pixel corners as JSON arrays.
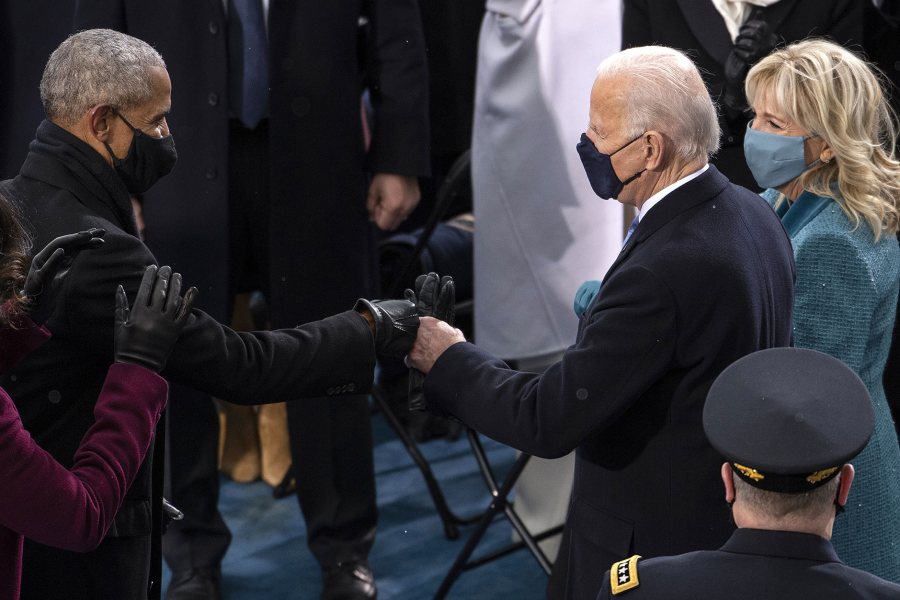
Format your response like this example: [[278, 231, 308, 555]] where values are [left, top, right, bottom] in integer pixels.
[[408, 272, 455, 412], [23, 228, 105, 324], [354, 297, 418, 358], [722, 16, 778, 115], [114, 265, 197, 372]]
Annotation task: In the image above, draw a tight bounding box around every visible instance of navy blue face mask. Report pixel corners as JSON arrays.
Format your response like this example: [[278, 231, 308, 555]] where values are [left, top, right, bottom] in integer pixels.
[[576, 132, 646, 199]]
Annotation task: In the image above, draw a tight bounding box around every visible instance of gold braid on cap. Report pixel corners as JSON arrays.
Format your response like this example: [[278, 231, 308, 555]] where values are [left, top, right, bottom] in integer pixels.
[[733, 463, 764, 481]]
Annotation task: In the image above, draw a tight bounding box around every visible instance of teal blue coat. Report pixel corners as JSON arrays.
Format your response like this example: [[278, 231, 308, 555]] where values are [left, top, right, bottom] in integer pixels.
[[764, 189, 900, 583]]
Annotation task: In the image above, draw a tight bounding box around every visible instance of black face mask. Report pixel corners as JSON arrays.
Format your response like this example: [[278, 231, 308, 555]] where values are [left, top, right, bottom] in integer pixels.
[[104, 109, 177, 194]]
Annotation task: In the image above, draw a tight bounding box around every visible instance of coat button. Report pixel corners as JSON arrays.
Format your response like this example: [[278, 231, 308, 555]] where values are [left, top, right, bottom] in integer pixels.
[[291, 97, 310, 117], [205, 168, 218, 180], [347, 384, 355, 392], [209, 21, 219, 35], [208, 93, 219, 106]]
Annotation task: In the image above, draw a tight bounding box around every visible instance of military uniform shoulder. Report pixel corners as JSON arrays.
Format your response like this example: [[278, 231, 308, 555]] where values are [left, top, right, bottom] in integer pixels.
[[608, 555, 642, 595]]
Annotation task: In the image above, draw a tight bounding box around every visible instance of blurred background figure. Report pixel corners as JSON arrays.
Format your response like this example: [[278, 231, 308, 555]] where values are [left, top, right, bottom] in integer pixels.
[[745, 38, 900, 582], [470, 0, 625, 560], [622, 0, 863, 189]]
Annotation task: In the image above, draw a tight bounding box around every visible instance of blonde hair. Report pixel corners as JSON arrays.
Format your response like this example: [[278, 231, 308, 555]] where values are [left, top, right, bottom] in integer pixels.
[[746, 39, 900, 239]]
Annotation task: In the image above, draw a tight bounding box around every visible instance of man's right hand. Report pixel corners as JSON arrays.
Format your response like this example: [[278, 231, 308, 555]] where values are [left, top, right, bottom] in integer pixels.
[[114, 265, 197, 372]]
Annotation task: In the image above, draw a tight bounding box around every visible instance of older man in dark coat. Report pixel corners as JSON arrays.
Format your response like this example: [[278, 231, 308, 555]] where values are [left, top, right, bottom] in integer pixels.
[[73, 2, 430, 598], [0, 28, 414, 600], [408, 46, 795, 600]]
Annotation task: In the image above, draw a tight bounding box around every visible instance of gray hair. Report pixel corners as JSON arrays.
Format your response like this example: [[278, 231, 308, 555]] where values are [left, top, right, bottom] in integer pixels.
[[733, 473, 840, 521], [41, 29, 166, 125], [596, 46, 720, 162]]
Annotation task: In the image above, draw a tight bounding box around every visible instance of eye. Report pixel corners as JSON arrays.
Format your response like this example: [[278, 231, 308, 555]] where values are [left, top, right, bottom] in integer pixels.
[[767, 119, 783, 130]]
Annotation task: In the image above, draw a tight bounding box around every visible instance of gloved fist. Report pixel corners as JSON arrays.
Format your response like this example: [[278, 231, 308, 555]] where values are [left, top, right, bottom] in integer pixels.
[[354, 297, 419, 358], [573, 280, 601, 318], [723, 17, 778, 114], [407, 272, 455, 412], [23, 228, 105, 324], [115, 265, 197, 372]]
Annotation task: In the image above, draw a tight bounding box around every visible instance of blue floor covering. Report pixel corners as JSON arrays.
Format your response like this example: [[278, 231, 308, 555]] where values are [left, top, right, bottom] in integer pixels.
[[164, 412, 551, 599]]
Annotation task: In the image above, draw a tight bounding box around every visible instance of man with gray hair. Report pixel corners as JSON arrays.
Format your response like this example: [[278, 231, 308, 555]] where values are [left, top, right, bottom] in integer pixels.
[[0, 28, 415, 600], [407, 46, 795, 599]]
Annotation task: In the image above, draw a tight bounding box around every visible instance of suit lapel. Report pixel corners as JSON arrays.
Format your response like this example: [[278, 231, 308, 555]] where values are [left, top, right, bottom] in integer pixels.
[[675, 0, 734, 64], [602, 166, 730, 281]]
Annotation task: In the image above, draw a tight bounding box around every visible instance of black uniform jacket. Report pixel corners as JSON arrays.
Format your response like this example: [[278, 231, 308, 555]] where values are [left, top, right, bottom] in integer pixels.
[[0, 121, 375, 592], [597, 528, 900, 599], [424, 166, 796, 600]]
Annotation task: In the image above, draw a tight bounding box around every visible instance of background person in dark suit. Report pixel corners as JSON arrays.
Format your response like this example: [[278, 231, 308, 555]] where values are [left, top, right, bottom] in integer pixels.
[[73, 2, 430, 598], [597, 348, 900, 599], [407, 45, 795, 600], [0, 28, 415, 600], [622, 0, 863, 189]]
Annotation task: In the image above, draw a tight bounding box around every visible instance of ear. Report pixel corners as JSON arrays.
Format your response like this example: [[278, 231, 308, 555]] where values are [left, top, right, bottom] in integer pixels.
[[819, 140, 834, 164], [88, 105, 116, 143], [836, 463, 854, 507], [642, 130, 666, 171], [721, 462, 735, 504]]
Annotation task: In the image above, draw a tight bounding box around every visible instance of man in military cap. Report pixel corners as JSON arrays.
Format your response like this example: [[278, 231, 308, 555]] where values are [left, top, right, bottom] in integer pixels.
[[597, 347, 900, 599]]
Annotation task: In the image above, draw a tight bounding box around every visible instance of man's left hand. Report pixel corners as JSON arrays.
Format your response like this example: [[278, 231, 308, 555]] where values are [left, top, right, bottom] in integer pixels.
[[407, 316, 466, 374], [367, 173, 420, 231]]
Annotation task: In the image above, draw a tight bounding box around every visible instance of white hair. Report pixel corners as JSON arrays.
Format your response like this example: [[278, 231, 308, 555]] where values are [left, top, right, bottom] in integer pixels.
[[41, 28, 166, 125], [596, 46, 721, 162]]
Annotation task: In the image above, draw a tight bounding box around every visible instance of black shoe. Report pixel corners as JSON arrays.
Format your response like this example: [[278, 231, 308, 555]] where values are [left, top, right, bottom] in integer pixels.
[[321, 561, 377, 600], [166, 566, 223, 600]]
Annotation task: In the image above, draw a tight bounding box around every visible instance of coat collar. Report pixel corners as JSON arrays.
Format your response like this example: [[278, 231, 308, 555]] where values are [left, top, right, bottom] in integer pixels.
[[774, 190, 833, 237], [18, 120, 138, 236], [721, 528, 843, 563], [603, 164, 729, 280]]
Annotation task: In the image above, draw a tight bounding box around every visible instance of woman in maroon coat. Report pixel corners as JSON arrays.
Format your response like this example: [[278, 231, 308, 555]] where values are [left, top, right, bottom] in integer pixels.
[[0, 200, 195, 600]]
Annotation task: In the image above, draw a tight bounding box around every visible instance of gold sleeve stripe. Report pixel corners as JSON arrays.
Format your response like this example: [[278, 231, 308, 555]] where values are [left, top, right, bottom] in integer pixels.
[[610, 554, 642, 595]]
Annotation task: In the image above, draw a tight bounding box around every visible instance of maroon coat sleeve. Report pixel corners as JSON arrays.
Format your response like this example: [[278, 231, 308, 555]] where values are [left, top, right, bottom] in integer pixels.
[[0, 362, 166, 551]]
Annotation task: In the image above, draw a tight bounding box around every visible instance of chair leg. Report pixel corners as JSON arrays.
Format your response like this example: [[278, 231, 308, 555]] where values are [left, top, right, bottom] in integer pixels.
[[371, 384, 478, 540]]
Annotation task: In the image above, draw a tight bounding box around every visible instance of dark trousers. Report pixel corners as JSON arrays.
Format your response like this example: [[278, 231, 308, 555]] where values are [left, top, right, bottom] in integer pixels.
[[162, 119, 269, 575], [286, 394, 377, 566]]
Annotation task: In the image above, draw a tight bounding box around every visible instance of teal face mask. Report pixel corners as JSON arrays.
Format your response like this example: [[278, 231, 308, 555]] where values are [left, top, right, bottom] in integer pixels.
[[743, 123, 819, 189]]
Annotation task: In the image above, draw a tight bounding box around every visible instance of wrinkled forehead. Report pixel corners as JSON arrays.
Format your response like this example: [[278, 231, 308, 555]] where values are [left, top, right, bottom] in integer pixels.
[[588, 76, 628, 130]]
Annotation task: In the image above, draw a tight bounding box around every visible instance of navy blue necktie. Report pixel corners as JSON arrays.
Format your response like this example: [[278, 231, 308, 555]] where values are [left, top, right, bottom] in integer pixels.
[[622, 215, 639, 248], [228, 0, 269, 129]]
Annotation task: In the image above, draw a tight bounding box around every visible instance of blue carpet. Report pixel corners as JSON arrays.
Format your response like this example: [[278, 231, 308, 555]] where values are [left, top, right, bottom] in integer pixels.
[[164, 412, 552, 599]]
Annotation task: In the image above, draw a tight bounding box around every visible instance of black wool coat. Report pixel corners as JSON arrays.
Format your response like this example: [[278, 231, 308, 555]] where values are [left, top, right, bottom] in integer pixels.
[[424, 166, 795, 600], [0, 121, 375, 599]]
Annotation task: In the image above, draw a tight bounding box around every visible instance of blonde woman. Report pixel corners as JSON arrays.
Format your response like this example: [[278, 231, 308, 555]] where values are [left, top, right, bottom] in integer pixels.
[[744, 38, 900, 582]]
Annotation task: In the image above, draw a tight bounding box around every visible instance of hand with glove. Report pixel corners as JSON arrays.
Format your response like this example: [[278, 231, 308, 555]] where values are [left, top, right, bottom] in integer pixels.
[[722, 16, 779, 116], [115, 265, 197, 372], [406, 272, 456, 412], [573, 280, 601, 318], [354, 296, 419, 358], [22, 228, 106, 324]]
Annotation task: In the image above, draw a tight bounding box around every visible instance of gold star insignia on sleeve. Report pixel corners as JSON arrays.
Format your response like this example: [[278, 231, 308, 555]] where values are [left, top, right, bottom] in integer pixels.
[[610, 555, 642, 595]]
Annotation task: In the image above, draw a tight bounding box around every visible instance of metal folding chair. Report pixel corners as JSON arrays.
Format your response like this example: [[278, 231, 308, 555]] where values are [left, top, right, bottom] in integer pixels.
[[374, 150, 564, 597]]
